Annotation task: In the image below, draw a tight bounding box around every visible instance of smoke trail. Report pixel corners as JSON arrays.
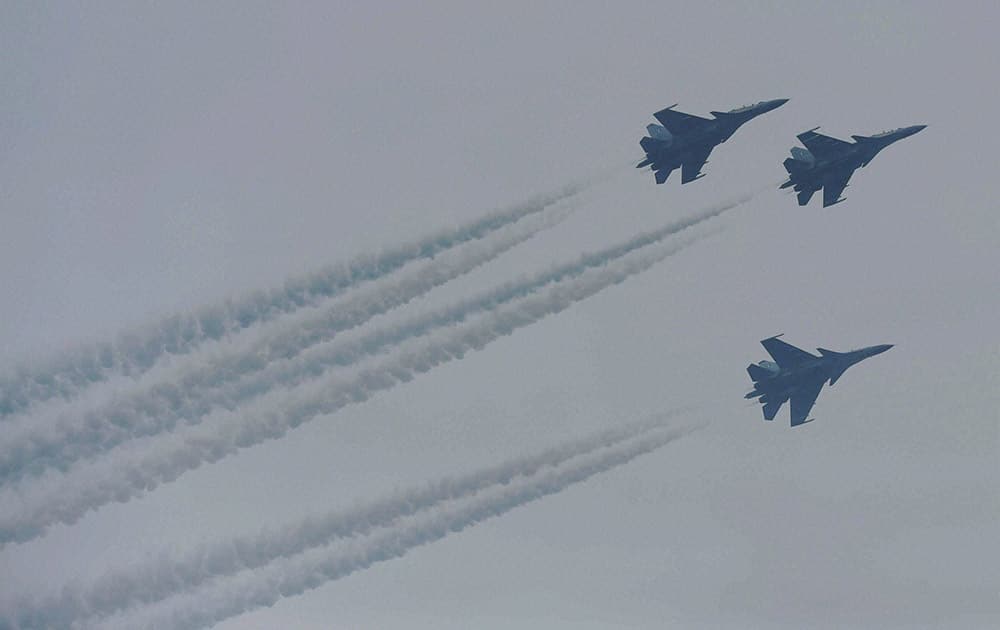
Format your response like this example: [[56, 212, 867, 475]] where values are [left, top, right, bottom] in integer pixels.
[[0, 183, 586, 419], [0, 197, 736, 544], [118, 426, 695, 630], [0, 193, 746, 485], [7, 414, 684, 628], [0, 203, 574, 484]]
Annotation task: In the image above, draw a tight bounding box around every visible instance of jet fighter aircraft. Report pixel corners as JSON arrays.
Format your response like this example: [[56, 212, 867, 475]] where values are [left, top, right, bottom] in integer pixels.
[[745, 335, 893, 427], [636, 99, 788, 184], [780, 125, 926, 207]]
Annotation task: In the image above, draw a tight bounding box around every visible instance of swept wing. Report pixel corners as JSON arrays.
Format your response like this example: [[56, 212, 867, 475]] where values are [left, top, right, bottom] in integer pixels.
[[762, 394, 789, 421], [681, 146, 713, 183], [761, 336, 817, 368], [653, 107, 712, 135], [790, 378, 825, 426], [822, 171, 854, 206], [797, 129, 854, 159]]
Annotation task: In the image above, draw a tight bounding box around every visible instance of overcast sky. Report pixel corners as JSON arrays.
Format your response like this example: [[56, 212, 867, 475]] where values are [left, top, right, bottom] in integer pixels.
[[1, 2, 998, 628]]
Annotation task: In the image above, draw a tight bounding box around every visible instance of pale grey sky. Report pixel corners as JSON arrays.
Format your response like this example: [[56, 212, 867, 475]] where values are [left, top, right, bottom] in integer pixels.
[[1, 2, 998, 628]]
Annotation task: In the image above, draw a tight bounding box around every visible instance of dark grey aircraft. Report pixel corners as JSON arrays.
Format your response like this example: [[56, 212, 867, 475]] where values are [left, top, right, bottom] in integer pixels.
[[745, 335, 893, 427], [636, 99, 788, 184], [780, 125, 926, 207]]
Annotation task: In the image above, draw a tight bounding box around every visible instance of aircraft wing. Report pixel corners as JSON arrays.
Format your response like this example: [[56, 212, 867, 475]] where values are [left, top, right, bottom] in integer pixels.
[[653, 107, 712, 135], [762, 394, 789, 421], [761, 336, 817, 368], [822, 171, 854, 207], [790, 378, 825, 426], [681, 147, 713, 183], [797, 187, 818, 206], [797, 129, 853, 159], [652, 165, 677, 185]]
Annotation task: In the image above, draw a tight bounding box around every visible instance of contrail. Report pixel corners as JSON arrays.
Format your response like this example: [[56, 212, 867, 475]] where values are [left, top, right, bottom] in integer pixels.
[[5, 414, 685, 628], [111, 426, 696, 630], [0, 183, 586, 420], [0, 196, 739, 544], [0, 203, 575, 484], [0, 193, 747, 485]]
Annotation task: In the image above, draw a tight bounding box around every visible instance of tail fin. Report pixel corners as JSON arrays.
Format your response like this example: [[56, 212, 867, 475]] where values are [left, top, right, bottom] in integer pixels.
[[783, 156, 810, 175], [746, 363, 771, 383], [639, 136, 662, 153]]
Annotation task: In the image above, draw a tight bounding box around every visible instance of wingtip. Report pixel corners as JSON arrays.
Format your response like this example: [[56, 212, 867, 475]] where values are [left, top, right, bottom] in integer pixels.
[[653, 103, 679, 116]]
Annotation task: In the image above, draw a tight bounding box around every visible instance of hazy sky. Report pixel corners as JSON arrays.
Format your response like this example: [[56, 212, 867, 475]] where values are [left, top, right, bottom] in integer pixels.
[[2, 2, 998, 628]]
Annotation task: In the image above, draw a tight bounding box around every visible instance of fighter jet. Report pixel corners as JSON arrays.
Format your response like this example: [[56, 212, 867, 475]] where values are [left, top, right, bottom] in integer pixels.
[[745, 335, 893, 427], [636, 99, 788, 184], [780, 125, 926, 207]]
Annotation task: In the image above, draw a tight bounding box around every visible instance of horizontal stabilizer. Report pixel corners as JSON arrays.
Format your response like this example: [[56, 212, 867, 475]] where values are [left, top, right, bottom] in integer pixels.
[[797, 188, 815, 206], [636, 158, 653, 169], [654, 169, 670, 185]]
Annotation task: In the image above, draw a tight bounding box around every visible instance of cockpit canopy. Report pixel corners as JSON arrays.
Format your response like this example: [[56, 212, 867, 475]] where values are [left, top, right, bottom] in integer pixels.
[[727, 101, 767, 113], [871, 128, 904, 138]]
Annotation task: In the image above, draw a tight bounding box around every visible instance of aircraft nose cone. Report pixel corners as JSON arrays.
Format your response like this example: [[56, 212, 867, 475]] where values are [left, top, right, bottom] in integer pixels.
[[871, 344, 894, 355]]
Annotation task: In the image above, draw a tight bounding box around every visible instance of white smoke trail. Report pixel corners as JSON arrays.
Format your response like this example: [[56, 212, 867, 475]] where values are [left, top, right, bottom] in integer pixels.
[[112, 426, 695, 630], [0, 198, 735, 544], [0, 183, 585, 419], [6, 414, 684, 628], [0, 202, 575, 484], [0, 193, 746, 486]]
